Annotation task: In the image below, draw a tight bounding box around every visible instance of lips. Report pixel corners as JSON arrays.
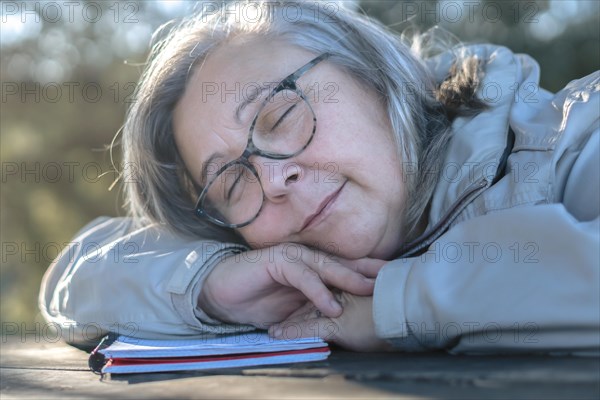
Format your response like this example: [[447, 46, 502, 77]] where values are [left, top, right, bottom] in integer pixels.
[[301, 181, 347, 231]]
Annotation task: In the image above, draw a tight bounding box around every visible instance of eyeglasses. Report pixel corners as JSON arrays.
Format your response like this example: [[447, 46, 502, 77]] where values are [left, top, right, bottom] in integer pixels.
[[195, 53, 331, 228]]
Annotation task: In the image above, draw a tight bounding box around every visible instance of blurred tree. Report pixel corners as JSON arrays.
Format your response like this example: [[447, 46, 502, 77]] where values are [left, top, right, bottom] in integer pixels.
[[357, 0, 599, 91]]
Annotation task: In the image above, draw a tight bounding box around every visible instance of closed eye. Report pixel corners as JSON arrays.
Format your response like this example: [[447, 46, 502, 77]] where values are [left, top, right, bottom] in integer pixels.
[[270, 104, 297, 131], [226, 172, 244, 202]]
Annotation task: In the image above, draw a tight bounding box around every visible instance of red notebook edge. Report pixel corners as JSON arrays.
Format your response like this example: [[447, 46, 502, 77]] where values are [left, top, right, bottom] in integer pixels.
[[107, 346, 331, 366]]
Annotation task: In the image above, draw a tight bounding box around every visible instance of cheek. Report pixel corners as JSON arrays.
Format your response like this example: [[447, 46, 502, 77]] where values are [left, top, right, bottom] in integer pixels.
[[236, 225, 262, 247], [236, 220, 285, 248]]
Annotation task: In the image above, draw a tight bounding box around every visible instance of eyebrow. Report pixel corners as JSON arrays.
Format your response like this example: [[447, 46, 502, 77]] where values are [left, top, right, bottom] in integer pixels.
[[234, 83, 272, 124], [200, 152, 225, 187]]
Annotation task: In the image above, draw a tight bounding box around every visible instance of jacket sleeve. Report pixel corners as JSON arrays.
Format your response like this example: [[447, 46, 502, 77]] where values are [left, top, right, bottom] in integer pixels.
[[38, 217, 254, 347], [373, 70, 600, 356], [373, 205, 599, 355]]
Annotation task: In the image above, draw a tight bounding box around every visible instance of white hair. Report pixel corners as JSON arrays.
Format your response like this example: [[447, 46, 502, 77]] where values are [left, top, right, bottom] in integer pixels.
[[118, 0, 485, 245]]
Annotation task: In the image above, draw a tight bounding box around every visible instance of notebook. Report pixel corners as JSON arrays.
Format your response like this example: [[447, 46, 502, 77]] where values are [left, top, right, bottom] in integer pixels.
[[88, 332, 330, 374]]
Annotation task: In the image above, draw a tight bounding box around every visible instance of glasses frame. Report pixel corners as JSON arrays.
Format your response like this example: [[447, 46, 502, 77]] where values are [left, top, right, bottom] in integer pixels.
[[195, 52, 331, 228]]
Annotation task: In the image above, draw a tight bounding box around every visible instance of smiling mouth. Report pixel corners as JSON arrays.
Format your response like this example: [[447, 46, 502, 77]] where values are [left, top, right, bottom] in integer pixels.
[[301, 181, 347, 231]]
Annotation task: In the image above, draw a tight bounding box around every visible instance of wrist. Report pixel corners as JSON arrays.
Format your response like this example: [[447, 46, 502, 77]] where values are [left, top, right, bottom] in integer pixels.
[[197, 270, 233, 323]]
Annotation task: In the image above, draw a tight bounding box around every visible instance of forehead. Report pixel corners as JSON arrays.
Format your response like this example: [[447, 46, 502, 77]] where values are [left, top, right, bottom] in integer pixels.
[[176, 38, 319, 124], [201, 37, 316, 86], [173, 39, 322, 181]]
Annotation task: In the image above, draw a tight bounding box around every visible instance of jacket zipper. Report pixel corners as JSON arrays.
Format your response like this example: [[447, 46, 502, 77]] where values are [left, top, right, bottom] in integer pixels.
[[398, 178, 489, 258]]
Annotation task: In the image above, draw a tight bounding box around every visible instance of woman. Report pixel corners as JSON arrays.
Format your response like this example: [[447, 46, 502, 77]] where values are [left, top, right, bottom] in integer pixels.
[[40, 1, 599, 354]]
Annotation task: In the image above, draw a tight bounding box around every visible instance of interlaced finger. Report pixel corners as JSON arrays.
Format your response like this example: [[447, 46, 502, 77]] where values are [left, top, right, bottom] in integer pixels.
[[337, 257, 387, 278], [266, 256, 343, 318], [301, 251, 379, 295], [269, 311, 340, 343]]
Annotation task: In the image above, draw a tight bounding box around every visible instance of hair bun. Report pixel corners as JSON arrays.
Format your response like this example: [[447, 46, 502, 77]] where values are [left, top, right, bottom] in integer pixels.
[[436, 56, 487, 121]]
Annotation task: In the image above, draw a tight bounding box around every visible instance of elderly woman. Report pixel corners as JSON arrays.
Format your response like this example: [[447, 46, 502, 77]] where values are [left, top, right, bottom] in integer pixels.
[[40, 1, 599, 354]]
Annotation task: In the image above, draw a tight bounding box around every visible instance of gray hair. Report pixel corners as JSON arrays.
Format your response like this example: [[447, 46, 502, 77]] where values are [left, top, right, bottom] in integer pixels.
[[119, 0, 484, 245]]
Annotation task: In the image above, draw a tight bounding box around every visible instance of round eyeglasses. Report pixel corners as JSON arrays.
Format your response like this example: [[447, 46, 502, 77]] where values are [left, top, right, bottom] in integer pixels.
[[195, 53, 331, 228]]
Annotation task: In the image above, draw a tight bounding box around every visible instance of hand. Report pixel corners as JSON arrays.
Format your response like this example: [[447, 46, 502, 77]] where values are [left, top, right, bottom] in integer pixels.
[[198, 244, 386, 328], [269, 292, 394, 352]]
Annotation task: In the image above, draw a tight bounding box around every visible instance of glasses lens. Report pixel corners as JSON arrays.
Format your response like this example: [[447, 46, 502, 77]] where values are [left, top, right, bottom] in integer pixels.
[[252, 90, 315, 155], [202, 163, 263, 226]]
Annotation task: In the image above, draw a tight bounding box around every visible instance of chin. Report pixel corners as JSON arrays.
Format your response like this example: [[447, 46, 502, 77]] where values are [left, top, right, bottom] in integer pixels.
[[331, 226, 400, 260], [302, 215, 393, 260], [310, 230, 378, 260], [325, 243, 369, 259]]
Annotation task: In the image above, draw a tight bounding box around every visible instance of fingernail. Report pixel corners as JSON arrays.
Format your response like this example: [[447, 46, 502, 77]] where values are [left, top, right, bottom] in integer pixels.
[[330, 299, 342, 314], [363, 277, 376, 284]]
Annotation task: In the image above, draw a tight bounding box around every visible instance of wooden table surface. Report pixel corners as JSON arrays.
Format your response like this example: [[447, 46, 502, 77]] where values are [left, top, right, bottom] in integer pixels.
[[1, 337, 599, 399]]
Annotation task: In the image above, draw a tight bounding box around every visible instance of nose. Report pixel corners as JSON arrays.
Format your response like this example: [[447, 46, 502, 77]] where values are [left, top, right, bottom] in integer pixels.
[[251, 156, 302, 201]]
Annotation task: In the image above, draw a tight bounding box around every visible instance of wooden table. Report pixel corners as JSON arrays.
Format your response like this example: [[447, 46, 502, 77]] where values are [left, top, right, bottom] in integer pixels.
[[1, 338, 599, 399]]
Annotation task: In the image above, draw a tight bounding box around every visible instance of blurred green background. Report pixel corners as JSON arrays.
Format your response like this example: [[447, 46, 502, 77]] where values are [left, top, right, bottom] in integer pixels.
[[1, 0, 599, 335]]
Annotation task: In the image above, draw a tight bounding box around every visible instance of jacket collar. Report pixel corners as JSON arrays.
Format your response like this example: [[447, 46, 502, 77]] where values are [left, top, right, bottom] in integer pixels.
[[399, 45, 522, 258]]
